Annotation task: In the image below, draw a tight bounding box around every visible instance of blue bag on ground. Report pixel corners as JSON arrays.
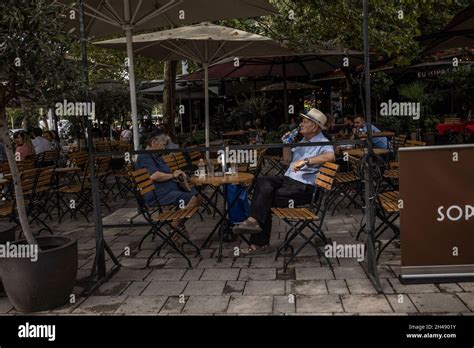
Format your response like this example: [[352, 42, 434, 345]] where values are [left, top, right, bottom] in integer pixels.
[[226, 184, 250, 224]]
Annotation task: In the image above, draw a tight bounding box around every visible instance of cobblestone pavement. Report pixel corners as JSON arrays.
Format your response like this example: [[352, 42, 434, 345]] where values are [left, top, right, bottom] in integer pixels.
[[0, 193, 473, 316]]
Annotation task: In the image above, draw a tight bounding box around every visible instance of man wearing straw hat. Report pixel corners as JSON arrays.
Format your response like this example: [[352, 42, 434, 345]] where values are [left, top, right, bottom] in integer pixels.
[[233, 108, 336, 255]]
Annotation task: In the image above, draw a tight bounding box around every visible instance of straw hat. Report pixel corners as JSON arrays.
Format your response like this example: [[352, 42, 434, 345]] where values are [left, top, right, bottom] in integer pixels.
[[300, 108, 327, 130]]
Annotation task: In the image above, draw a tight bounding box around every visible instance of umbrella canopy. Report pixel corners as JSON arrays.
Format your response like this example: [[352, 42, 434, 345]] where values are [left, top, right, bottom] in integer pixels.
[[181, 51, 365, 80], [61, 0, 278, 37], [95, 22, 295, 154], [260, 81, 316, 92], [421, 4, 474, 54], [59, 0, 278, 150], [94, 23, 295, 61]]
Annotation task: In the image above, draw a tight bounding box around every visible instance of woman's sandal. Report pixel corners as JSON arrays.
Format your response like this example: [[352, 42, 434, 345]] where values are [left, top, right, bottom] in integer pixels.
[[240, 244, 273, 256]]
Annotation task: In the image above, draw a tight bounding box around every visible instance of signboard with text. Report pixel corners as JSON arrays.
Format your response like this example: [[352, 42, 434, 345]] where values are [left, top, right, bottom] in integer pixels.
[[399, 144, 474, 283]]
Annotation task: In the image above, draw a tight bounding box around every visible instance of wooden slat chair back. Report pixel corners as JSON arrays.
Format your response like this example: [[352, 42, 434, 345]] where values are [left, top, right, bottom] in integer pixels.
[[374, 190, 401, 260], [187, 146, 202, 165], [22, 157, 36, 171], [35, 166, 55, 194], [162, 154, 179, 171], [117, 141, 133, 152], [95, 156, 111, 178], [392, 135, 407, 149], [404, 140, 426, 147], [21, 168, 39, 197], [330, 158, 363, 214], [69, 151, 89, 169], [96, 142, 113, 153], [315, 162, 338, 191], [173, 152, 188, 170]]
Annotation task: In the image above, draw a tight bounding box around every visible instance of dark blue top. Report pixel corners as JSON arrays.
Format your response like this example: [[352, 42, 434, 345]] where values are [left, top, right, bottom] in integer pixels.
[[135, 153, 196, 207], [362, 124, 389, 149]]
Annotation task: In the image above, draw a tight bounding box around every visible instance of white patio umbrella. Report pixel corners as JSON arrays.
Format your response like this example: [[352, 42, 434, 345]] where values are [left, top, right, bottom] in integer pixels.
[[95, 22, 295, 154], [59, 0, 278, 150]]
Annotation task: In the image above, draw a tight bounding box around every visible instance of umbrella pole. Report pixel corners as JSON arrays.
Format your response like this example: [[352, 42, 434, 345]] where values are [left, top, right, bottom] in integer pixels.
[[124, 0, 139, 151], [362, 0, 382, 293], [125, 29, 139, 151], [204, 63, 210, 161]]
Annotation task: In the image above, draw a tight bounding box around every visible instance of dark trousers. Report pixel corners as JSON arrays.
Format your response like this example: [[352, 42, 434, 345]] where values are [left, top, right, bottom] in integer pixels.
[[249, 175, 314, 246]]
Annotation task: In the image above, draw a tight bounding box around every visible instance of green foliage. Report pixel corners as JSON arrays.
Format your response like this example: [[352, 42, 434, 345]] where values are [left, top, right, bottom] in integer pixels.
[[379, 116, 402, 133], [265, 130, 282, 144], [221, 0, 469, 67], [235, 95, 271, 120], [370, 72, 394, 100], [438, 65, 474, 109], [93, 87, 155, 125], [0, 0, 86, 108], [68, 41, 165, 84], [423, 115, 440, 133], [398, 81, 426, 102], [177, 130, 219, 146]]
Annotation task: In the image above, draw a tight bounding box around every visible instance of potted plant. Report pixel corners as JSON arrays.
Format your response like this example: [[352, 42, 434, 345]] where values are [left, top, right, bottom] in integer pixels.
[[0, 0, 81, 312]]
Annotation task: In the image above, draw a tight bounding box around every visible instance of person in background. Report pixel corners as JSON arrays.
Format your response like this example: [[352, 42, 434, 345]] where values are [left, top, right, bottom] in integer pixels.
[[44, 131, 60, 150], [0, 141, 7, 162], [353, 115, 388, 149], [31, 128, 52, 154], [120, 125, 133, 143], [340, 116, 354, 137], [14, 131, 35, 161]]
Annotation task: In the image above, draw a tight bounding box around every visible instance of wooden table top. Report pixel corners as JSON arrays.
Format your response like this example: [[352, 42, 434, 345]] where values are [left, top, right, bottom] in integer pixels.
[[222, 130, 248, 137], [343, 148, 390, 157], [190, 172, 254, 186], [358, 131, 395, 138]]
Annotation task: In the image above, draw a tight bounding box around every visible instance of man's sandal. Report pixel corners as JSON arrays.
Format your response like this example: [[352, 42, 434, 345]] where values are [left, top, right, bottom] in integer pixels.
[[232, 220, 262, 235], [240, 244, 274, 256]]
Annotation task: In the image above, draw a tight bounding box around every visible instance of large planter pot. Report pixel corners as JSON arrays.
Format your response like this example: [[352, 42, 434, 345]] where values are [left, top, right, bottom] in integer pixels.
[[0, 235, 77, 312], [0, 222, 17, 294]]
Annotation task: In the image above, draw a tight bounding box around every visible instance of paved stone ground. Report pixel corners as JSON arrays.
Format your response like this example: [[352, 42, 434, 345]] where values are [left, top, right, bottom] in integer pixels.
[[0, 187, 473, 316]]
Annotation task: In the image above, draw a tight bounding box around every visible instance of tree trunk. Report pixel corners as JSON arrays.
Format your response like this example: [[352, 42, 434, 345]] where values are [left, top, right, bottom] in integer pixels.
[[163, 61, 177, 142], [0, 103, 37, 246]]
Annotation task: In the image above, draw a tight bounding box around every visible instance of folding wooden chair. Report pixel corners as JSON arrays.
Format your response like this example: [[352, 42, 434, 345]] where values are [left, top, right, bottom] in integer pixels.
[[27, 166, 55, 235], [374, 191, 400, 260], [272, 162, 339, 272], [328, 156, 363, 214], [404, 139, 426, 147], [128, 168, 200, 267], [58, 160, 92, 222], [37, 149, 60, 167]]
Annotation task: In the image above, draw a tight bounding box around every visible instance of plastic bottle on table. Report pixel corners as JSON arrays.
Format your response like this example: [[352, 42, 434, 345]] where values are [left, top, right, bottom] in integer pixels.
[[281, 127, 300, 144], [198, 158, 206, 178]]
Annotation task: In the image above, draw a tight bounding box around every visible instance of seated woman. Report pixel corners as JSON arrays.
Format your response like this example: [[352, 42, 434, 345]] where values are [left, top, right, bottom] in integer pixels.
[[14, 131, 35, 161], [135, 132, 201, 214]]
